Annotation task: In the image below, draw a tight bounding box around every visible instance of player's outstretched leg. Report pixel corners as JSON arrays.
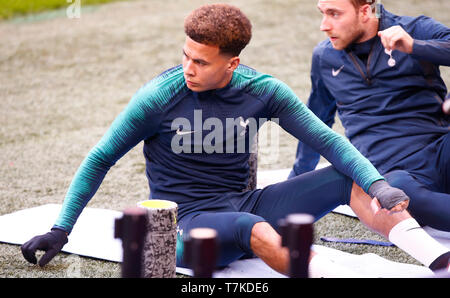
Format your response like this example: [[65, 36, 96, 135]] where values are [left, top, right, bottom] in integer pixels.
[[349, 182, 450, 272]]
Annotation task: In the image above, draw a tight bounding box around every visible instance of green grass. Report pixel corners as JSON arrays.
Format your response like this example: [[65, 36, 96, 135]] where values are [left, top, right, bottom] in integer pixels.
[[0, 0, 130, 20], [0, 0, 449, 278]]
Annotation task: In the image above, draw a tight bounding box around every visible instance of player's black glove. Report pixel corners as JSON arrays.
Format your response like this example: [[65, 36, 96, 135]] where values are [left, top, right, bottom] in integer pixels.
[[368, 180, 410, 211], [21, 228, 68, 267]]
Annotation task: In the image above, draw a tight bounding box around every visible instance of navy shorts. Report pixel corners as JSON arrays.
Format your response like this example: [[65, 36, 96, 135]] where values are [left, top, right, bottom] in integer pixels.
[[176, 165, 352, 267]]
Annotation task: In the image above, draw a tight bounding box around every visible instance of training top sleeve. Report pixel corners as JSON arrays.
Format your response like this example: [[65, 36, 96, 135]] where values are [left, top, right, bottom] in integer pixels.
[[408, 15, 450, 66], [264, 76, 384, 192], [52, 82, 171, 233], [291, 47, 338, 176]]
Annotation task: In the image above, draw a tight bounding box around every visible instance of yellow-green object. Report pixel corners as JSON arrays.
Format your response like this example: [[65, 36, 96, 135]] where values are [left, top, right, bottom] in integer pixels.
[[138, 199, 178, 210]]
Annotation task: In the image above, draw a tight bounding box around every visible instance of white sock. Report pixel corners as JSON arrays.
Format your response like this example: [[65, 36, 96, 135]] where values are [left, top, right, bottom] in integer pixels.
[[308, 254, 365, 278], [388, 218, 449, 267]]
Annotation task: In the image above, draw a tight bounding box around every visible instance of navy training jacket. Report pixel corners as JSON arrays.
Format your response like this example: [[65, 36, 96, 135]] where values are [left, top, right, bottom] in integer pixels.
[[292, 5, 450, 179]]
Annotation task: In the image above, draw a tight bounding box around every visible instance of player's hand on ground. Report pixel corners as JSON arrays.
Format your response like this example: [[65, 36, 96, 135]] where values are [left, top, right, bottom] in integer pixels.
[[378, 25, 414, 54], [368, 180, 410, 213], [21, 228, 68, 267]]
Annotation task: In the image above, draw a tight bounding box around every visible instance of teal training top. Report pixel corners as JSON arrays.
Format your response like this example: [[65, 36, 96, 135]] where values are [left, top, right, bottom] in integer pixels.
[[54, 64, 384, 233]]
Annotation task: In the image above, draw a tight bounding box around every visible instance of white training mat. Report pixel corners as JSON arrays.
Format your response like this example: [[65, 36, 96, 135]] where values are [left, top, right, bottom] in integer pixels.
[[0, 203, 445, 277], [0, 204, 124, 262], [257, 168, 292, 189], [177, 244, 435, 278], [256, 162, 330, 189]]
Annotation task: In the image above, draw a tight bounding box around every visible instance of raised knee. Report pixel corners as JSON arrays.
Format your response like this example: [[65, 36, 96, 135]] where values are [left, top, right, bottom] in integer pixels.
[[234, 213, 265, 252], [250, 221, 272, 240]]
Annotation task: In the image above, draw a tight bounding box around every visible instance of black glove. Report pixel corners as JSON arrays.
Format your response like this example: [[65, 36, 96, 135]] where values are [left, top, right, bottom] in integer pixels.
[[21, 228, 68, 267], [368, 180, 410, 211]]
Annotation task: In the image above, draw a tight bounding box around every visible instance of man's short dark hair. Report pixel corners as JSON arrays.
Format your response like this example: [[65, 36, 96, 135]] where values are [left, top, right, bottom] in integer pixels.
[[184, 3, 252, 57], [350, 0, 376, 11]]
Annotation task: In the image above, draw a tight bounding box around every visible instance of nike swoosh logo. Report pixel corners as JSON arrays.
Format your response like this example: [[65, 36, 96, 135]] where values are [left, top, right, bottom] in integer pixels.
[[332, 65, 345, 77], [175, 128, 195, 135]]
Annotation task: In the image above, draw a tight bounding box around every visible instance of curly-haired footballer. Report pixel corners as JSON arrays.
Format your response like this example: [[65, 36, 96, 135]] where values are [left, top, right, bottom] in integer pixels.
[[21, 3, 449, 276]]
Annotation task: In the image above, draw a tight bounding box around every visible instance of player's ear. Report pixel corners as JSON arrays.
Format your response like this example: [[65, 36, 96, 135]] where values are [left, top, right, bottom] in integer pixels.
[[227, 56, 240, 72], [360, 3, 374, 22]]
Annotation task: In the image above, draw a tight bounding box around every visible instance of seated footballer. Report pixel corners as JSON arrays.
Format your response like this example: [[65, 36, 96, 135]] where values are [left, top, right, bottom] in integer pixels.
[[21, 3, 450, 275]]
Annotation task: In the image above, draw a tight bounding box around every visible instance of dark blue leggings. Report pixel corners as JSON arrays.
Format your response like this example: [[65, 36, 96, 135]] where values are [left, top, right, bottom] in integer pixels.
[[384, 132, 450, 231], [176, 166, 352, 267], [386, 170, 450, 231]]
